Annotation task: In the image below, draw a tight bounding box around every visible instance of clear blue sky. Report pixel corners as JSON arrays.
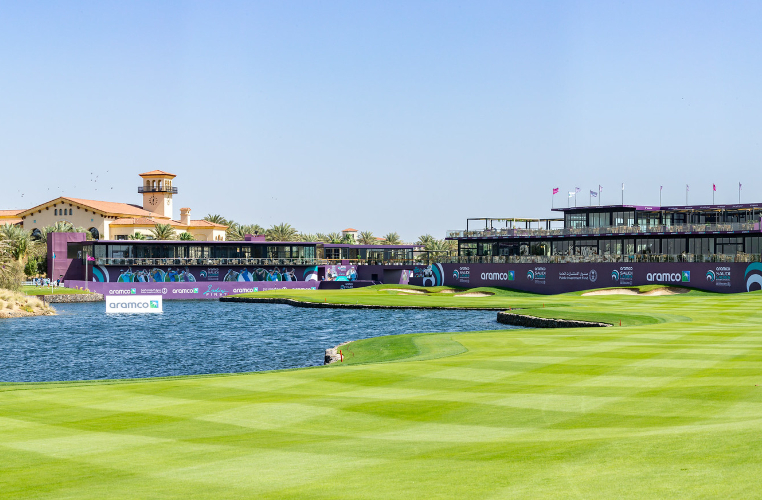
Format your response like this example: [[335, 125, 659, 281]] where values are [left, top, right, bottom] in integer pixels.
[[2, 1, 761, 241]]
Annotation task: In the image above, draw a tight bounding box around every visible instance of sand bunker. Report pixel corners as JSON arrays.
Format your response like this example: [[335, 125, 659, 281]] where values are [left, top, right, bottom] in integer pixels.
[[384, 289, 427, 294], [438, 289, 458, 294], [582, 287, 688, 296], [454, 292, 495, 298]]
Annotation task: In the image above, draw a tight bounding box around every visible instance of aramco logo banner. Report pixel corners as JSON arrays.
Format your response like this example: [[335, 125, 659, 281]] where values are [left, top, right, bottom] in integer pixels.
[[106, 295, 163, 313]]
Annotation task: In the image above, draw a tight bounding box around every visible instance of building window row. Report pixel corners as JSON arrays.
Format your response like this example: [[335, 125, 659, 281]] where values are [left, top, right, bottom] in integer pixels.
[[54, 208, 73, 216]]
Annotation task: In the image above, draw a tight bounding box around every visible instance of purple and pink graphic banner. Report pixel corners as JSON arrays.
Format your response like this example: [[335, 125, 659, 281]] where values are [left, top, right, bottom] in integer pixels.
[[67, 280, 319, 299]]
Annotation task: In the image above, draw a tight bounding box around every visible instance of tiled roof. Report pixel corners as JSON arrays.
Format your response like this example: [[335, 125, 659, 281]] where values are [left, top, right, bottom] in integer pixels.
[[110, 218, 162, 225], [187, 219, 227, 228], [110, 218, 227, 229], [0, 218, 23, 225], [342, 228, 358, 232], [0, 210, 24, 217], [139, 170, 176, 178], [18, 197, 160, 218]]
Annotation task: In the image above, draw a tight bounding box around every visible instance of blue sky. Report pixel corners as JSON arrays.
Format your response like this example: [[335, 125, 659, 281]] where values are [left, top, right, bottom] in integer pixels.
[[2, 1, 761, 240]]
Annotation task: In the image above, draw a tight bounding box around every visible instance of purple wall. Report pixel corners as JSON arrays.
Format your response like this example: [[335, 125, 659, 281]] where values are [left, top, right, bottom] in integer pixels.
[[408, 262, 759, 294], [47, 232, 87, 281]]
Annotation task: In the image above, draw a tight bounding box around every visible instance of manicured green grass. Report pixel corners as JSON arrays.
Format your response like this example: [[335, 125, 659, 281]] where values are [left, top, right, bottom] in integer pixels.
[[21, 285, 93, 296], [2, 288, 762, 498]]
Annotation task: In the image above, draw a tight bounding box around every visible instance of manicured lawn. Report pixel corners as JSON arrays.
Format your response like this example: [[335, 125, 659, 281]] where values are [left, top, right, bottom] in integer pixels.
[[2, 287, 761, 498], [20, 285, 93, 296]]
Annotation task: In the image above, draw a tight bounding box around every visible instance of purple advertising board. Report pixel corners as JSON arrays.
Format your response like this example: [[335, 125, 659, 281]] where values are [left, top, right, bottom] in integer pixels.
[[408, 262, 762, 294], [67, 280, 320, 299], [89, 265, 319, 283]]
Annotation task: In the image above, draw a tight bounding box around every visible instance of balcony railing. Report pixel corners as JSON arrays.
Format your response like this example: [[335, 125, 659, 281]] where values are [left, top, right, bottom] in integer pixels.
[[138, 186, 178, 194], [424, 253, 761, 264], [447, 222, 758, 240]]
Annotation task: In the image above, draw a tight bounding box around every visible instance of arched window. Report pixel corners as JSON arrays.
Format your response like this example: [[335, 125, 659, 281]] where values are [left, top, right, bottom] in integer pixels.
[[89, 227, 100, 240], [54, 209, 58, 216], [31, 228, 42, 240], [69, 209, 72, 215]]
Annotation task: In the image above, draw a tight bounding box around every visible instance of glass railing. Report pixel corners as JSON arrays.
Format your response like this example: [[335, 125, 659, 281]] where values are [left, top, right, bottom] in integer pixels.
[[424, 253, 760, 264], [447, 222, 758, 239], [94, 257, 421, 267], [94, 257, 320, 267]]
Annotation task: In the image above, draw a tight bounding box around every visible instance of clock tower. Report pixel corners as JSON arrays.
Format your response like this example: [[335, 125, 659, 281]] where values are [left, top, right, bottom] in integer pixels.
[[138, 170, 177, 219]]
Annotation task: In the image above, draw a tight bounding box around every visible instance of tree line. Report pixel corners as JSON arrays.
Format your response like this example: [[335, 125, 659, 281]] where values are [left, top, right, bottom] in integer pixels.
[[202, 215, 457, 253]]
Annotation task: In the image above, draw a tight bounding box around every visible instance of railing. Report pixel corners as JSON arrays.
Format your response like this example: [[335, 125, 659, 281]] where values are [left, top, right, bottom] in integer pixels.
[[95, 257, 423, 267], [424, 253, 761, 264], [447, 222, 758, 239], [95, 257, 319, 267], [137, 186, 178, 194]]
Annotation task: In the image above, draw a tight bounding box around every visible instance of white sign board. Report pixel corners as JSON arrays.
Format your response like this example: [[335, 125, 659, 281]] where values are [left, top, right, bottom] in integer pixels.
[[106, 295, 163, 313]]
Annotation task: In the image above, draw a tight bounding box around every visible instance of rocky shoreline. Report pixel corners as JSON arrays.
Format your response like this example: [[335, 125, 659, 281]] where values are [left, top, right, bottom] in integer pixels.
[[220, 296, 508, 311], [497, 312, 611, 328], [36, 293, 104, 304], [324, 341, 352, 365]]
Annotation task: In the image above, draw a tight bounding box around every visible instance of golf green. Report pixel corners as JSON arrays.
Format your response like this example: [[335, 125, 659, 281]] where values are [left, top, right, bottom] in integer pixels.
[[1, 286, 760, 498]]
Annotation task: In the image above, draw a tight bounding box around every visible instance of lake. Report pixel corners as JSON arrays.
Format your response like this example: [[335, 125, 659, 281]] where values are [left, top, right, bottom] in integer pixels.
[[0, 301, 516, 382]]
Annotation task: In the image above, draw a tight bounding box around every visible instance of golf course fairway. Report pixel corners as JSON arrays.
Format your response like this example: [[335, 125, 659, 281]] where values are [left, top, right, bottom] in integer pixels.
[[2, 286, 761, 499]]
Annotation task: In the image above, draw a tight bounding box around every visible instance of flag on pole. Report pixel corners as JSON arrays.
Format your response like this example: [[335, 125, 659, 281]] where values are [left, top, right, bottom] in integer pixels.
[[87, 255, 95, 262], [52, 253, 56, 259], [599, 185, 602, 192], [568, 191, 575, 198], [552, 187, 559, 195], [575, 187, 581, 193], [740, 182, 743, 190], [713, 183, 717, 192], [621, 183, 625, 190], [686, 184, 690, 191], [590, 190, 597, 197], [660, 185, 663, 191]]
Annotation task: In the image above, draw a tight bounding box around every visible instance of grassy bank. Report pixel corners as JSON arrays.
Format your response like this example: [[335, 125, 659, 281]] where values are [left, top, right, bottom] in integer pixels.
[[2, 288, 761, 498], [0, 289, 55, 318], [21, 285, 94, 296]]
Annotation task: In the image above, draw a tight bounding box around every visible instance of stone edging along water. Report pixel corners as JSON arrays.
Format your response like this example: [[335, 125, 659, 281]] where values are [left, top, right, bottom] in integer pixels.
[[220, 296, 509, 311], [36, 293, 104, 304], [497, 312, 611, 328]]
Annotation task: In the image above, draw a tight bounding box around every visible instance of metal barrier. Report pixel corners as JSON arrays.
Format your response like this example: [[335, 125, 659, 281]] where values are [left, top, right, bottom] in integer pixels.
[[447, 222, 758, 240]]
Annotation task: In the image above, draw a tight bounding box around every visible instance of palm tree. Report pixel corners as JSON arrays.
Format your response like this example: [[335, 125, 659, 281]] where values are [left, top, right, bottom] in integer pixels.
[[36, 222, 91, 244], [150, 223, 176, 240], [0, 224, 30, 261], [178, 232, 194, 241], [326, 232, 343, 244], [299, 233, 321, 242], [226, 221, 244, 241], [240, 224, 265, 236], [358, 231, 377, 245], [203, 214, 228, 225], [128, 233, 147, 240], [382, 232, 402, 245], [266, 223, 298, 242], [416, 234, 436, 248], [341, 234, 355, 244]]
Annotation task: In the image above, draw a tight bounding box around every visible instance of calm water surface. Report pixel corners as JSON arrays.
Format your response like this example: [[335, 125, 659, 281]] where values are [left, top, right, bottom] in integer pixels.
[[0, 301, 515, 382]]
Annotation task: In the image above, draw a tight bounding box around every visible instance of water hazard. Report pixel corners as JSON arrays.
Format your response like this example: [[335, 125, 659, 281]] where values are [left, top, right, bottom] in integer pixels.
[[0, 301, 515, 382]]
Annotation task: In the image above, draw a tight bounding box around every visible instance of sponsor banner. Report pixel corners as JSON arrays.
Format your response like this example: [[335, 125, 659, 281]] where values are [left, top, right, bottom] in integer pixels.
[[410, 263, 754, 294], [69, 281, 320, 299], [106, 295, 162, 313]]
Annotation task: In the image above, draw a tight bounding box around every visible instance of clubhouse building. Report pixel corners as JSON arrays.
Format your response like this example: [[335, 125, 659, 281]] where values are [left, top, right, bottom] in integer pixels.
[[6, 171, 227, 241], [30, 183, 762, 296]]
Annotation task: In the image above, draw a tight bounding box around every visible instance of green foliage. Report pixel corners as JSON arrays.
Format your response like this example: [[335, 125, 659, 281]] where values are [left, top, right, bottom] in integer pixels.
[[150, 223, 176, 240], [203, 214, 228, 225], [23, 258, 40, 277], [299, 233, 321, 242], [36, 222, 91, 244], [128, 233, 147, 240], [266, 222, 298, 242], [382, 232, 402, 245], [178, 232, 195, 241], [358, 231, 377, 245], [0, 224, 31, 261], [0, 260, 24, 291]]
